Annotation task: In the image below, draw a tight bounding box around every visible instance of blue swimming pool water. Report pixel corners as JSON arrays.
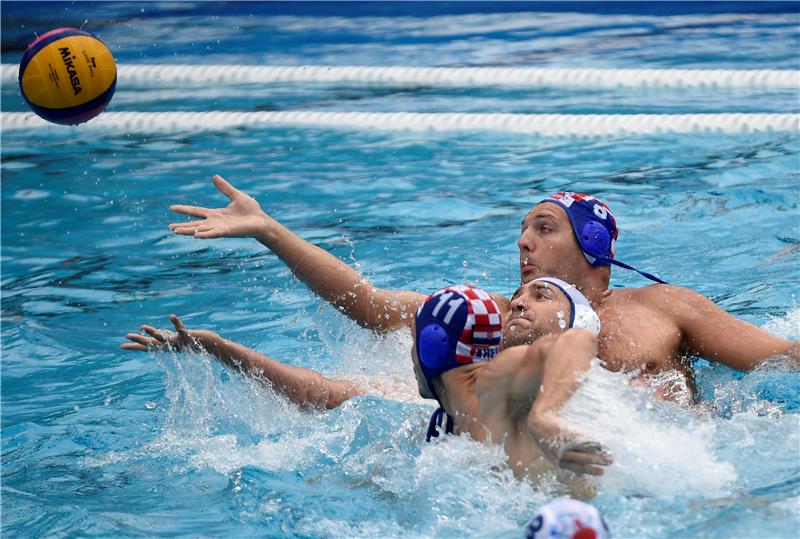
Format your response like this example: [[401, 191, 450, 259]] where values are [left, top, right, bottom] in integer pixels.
[[2, 2, 799, 538]]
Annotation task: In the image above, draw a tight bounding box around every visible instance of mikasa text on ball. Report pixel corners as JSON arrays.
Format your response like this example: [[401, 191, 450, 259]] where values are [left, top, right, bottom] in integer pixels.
[[18, 28, 117, 125]]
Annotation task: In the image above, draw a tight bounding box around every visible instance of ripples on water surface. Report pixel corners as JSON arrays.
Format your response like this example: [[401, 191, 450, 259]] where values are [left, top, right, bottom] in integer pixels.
[[2, 2, 799, 538]]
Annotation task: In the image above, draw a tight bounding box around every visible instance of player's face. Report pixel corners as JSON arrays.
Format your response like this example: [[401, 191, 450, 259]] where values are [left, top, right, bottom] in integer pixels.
[[503, 281, 571, 347], [517, 204, 590, 285]]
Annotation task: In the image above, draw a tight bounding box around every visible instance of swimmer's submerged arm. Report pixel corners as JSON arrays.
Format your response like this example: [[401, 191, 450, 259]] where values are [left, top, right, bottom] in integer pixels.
[[169, 175, 426, 331], [660, 285, 799, 371]]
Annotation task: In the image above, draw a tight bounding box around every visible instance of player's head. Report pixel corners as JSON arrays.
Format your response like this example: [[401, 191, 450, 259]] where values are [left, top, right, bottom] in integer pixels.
[[518, 192, 617, 287], [503, 277, 600, 348], [412, 285, 502, 399], [520, 192, 664, 286], [525, 498, 610, 539]]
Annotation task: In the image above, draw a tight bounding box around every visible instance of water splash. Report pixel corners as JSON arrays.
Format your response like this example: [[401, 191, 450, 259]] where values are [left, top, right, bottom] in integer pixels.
[[81, 308, 799, 538], [763, 306, 800, 341], [561, 363, 737, 498]]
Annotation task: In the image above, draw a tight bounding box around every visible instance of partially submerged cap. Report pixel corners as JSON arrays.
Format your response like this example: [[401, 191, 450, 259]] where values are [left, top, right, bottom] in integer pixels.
[[532, 277, 601, 336], [525, 497, 610, 539], [538, 191, 666, 284]]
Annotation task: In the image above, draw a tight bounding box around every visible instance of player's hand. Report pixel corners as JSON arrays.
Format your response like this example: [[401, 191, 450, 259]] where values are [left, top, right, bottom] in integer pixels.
[[529, 414, 613, 475], [121, 314, 205, 353], [557, 439, 613, 476], [168, 175, 270, 239]]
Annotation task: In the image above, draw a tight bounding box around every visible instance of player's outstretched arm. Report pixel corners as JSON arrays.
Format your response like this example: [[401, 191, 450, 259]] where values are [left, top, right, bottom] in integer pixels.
[[169, 175, 426, 331], [122, 314, 363, 409], [653, 285, 799, 371]]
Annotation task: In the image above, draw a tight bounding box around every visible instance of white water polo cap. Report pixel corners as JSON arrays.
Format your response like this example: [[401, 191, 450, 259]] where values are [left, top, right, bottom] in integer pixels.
[[525, 497, 610, 539], [532, 277, 601, 336]]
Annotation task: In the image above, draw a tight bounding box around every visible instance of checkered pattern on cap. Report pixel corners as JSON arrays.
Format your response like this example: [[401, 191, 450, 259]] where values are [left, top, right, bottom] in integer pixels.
[[417, 284, 502, 364]]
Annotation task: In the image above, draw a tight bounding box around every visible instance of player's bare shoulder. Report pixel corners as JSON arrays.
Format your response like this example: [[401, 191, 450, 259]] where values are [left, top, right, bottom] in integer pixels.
[[625, 284, 708, 320], [602, 284, 683, 310], [595, 285, 684, 371]]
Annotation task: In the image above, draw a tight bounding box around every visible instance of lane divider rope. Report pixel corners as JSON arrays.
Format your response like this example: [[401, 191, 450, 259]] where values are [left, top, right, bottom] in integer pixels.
[[2, 111, 797, 136], [3, 64, 799, 89]]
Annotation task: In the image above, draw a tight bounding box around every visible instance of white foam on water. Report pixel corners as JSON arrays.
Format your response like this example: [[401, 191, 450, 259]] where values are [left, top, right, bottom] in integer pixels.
[[763, 305, 800, 341], [90, 305, 797, 536], [113, 341, 553, 536], [142, 346, 356, 472], [313, 303, 423, 402], [326, 432, 551, 537], [560, 363, 737, 498]]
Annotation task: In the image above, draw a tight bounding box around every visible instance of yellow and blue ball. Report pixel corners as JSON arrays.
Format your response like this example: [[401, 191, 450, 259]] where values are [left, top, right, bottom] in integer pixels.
[[18, 28, 116, 125]]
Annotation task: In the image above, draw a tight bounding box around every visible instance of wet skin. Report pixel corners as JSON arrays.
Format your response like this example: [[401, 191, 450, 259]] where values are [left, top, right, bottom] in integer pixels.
[[409, 280, 612, 487], [515, 204, 694, 394]]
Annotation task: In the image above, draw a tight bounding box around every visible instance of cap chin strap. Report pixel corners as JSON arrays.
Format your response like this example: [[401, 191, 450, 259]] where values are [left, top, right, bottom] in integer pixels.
[[591, 255, 667, 284], [426, 407, 454, 442]]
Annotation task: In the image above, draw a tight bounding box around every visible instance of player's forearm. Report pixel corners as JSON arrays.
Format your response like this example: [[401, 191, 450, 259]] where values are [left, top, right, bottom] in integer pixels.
[[194, 330, 362, 409], [529, 329, 596, 421], [254, 216, 417, 331]]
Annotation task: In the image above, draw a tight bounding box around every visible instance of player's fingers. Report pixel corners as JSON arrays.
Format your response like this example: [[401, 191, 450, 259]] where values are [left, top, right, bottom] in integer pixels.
[[124, 334, 158, 348], [141, 325, 168, 342], [168, 219, 206, 232], [193, 229, 225, 239], [169, 205, 210, 218], [212, 175, 239, 201], [569, 440, 605, 451], [120, 342, 147, 351], [561, 449, 613, 466], [565, 441, 613, 461], [561, 462, 605, 476], [169, 314, 188, 336]]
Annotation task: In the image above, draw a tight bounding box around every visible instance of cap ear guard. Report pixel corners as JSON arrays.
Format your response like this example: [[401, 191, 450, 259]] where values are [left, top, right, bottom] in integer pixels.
[[573, 303, 601, 336], [580, 220, 612, 264], [418, 323, 452, 371]]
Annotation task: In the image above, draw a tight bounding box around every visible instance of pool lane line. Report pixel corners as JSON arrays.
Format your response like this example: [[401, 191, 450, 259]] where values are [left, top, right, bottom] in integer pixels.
[[3, 64, 799, 90], [2, 111, 798, 136]]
